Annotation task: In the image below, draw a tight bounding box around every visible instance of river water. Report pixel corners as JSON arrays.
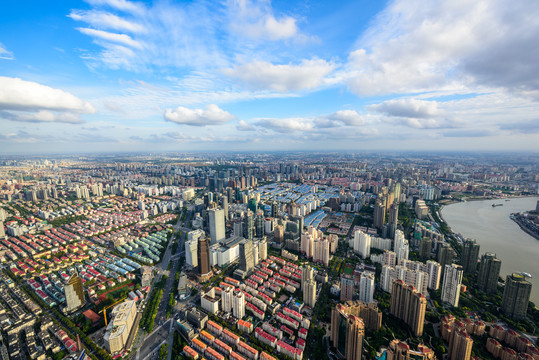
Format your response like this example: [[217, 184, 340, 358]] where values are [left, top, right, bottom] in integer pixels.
[[441, 196, 539, 304]]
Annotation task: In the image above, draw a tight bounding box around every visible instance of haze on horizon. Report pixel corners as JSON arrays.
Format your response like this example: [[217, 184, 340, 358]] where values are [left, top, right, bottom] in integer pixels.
[[1, 0, 539, 154]]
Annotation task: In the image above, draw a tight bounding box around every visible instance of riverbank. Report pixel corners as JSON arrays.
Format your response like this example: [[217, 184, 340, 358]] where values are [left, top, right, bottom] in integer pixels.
[[510, 213, 539, 241]]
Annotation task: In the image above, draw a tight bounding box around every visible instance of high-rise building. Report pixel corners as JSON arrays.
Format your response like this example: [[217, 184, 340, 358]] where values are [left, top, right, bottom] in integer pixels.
[[244, 210, 254, 239], [426, 260, 442, 290], [437, 243, 454, 275], [330, 304, 365, 360], [352, 230, 371, 259], [255, 212, 265, 237], [221, 286, 233, 313], [0, 221, 5, 239], [386, 340, 436, 360], [390, 280, 426, 337], [104, 300, 137, 354], [501, 273, 532, 320], [239, 239, 254, 273], [313, 238, 330, 266], [302, 265, 314, 285], [209, 209, 225, 244], [258, 238, 267, 261], [221, 196, 229, 221], [394, 230, 409, 261], [461, 239, 480, 274], [198, 236, 211, 276], [477, 252, 501, 294], [185, 238, 198, 268], [388, 202, 399, 239], [233, 291, 245, 319], [271, 202, 279, 218], [359, 273, 375, 304], [373, 198, 386, 230], [441, 264, 463, 307], [304, 280, 317, 308], [448, 326, 473, 360], [340, 274, 355, 301], [64, 273, 85, 312], [274, 224, 284, 244], [419, 237, 432, 259]]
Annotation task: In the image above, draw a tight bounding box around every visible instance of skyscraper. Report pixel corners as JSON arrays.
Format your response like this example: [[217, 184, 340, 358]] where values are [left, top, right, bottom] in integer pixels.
[[244, 210, 254, 239], [419, 237, 432, 259], [448, 325, 473, 360], [185, 238, 198, 268], [64, 273, 85, 312], [477, 252, 501, 294], [437, 243, 454, 275], [388, 202, 399, 239], [352, 230, 371, 259], [233, 291, 245, 319], [461, 239, 480, 274], [209, 208, 225, 244], [394, 230, 409, 261], [239, 239, 254, 273], [373, 198, 386, 230], [441, 264, 463, 307], [221, 286, 233, 313], [330, 304, 365, 360], [340, 274, 355, 302], [501, 273, 532, 320], [198, 236, 211, 276], [390, 280, 427, 337]]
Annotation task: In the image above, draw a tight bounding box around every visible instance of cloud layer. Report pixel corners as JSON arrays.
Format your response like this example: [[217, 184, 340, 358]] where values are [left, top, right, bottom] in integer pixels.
[[164, 104, 235, 126]]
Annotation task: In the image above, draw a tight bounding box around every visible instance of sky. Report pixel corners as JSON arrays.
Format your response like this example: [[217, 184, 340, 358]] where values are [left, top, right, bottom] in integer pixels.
[[1, 0, 539, 154]]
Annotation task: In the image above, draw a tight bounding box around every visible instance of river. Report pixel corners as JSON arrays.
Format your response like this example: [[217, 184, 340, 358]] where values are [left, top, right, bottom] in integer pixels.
[[441, 196, 539, 304]]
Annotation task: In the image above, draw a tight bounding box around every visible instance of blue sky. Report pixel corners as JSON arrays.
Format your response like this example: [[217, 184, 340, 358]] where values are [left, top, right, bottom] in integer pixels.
[[1, 0, 539, 153]]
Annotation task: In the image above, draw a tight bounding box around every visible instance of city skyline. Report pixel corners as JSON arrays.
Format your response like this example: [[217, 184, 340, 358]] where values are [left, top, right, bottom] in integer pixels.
[[1, 0, 539, 153]]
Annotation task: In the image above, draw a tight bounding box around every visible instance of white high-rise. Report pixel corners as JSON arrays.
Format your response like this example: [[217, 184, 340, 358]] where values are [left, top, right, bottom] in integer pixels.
[[313, 238, 330, 266], [426, 260, 442, 290], [258, 238, 267, 261], [394, 230, 409, 261], [441, 264, 463, 307], [232, 291, 245, 319], [352, 230, 371, 259], [185, 238, 198, 268], [304, 280, 317, 308], [209, 208, 226, 244], [221, 286, 233, 313], [359, 273, 375, 304]]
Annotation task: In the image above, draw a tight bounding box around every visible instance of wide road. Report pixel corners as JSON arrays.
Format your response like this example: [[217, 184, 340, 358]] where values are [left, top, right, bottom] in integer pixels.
[[135, 209, 192, 360]]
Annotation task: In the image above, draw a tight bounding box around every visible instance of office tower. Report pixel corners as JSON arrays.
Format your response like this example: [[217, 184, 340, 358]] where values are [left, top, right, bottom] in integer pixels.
[[461, 239, 480, 274], [394, 230, 409, 261], [373, 198, 386, 229], [185, 238, 198, 268], [340, 274, 355, 301], [441, 264, 464, 307], [352, 230, 371, 259], [426, 260, 442, 290], [388, 202, 399, 238], [239, 239, 254, 273], [209, 209, 225, 244], [233, 221, 243, 237], [477, 252, 501, 294], [64, 273, 85, 312], [244, 210, 254, 239], [233, 291, 245, 319], [501, 273, 532, 320], [304, 280, 317, 308], [390, 280, 427, 337], [448, 326, 473, 360], [419, 237, 432, 259], [438, 243, 454, 274], [198, 237, 211, 276], [330, 304, 365, 360], [359, 273, 375, 304], [222, 286, 233, 313], [255, 212, 264, 237]]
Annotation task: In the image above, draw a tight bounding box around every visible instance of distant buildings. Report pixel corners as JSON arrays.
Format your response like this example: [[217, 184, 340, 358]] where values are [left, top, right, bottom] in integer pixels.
[[390, 280, 426, 337], [64, 273, 85, 313], [461, 239, 480, 274], [441, 264, 464, 307], [502, 273, 532, 320], [477, 252, 501, 294]]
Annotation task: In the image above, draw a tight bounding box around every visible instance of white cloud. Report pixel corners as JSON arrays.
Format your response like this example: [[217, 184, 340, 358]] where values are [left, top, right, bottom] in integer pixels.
[[85, 0, 145, 15], [77, 28, 143, 49], [368, 99, 445, 119], [344, 0, 539, 97], [0, 42, 14, 60], [223, 59, 335, 92], [227, 0, 299, 41], [164, 104, 235, 126], [255, 118, 314, 133], [0, 77, 95, 113], [236, 120, 256, 131], [69, 10, 145, 33], [0, 110, 84, 124]]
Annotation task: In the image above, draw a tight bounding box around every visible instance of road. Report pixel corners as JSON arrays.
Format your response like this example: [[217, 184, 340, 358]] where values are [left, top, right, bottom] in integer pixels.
[[134, 209, 193, 360]]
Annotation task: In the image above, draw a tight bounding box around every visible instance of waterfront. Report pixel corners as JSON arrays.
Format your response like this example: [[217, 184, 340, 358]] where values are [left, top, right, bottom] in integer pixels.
[[442, 196, 539, 304]]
